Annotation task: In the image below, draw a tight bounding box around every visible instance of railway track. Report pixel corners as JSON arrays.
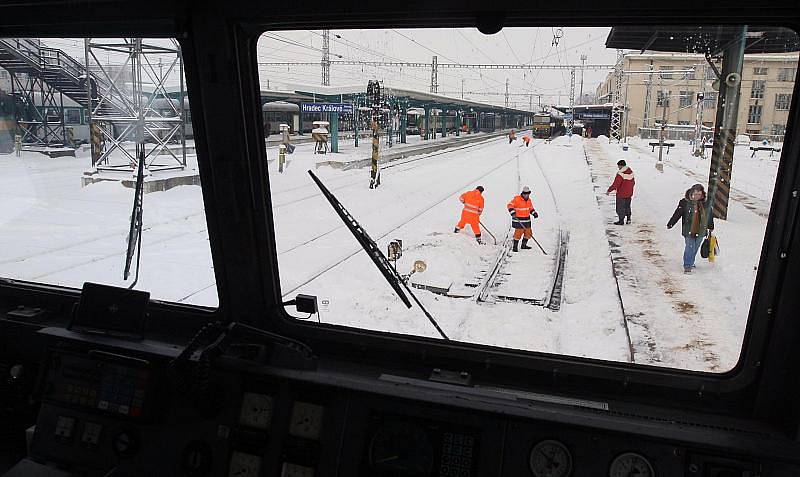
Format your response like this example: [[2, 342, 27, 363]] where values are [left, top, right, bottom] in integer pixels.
[[473, 139, 570, 311], [581, 141, 638, 364], [280, 150, 523, 298]]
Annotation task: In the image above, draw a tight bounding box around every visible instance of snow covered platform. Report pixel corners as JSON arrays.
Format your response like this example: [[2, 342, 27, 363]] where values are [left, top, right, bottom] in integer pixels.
[[316, 130, 517, 170], [22, 146, 76, 158], [81, 167, 200, 193]]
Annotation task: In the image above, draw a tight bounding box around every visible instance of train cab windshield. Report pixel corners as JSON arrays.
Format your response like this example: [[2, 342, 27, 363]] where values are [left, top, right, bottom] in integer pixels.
[[0, 26, 797, 380], [257, 26, 800, 374]]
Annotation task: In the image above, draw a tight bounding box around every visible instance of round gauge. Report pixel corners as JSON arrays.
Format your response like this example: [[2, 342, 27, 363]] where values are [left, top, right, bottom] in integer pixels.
[[608, 452, 655, 477], [529, 440, 573, 477], [238, 392, 273, 430], [368, 421, 435, 475]]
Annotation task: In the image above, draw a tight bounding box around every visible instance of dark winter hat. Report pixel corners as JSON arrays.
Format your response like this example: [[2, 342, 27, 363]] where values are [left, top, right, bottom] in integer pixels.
[[476, 186, 485, 192], [617, 160, 627, 166]]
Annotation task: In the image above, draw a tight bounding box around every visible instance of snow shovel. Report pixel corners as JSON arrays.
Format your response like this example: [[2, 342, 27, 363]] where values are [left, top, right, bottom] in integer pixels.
[[529, 233, 548, 255], [479, 220, 498, 245]]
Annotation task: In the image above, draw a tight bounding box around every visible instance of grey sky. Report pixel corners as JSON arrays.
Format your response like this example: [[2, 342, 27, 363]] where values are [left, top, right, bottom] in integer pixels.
[[257, 27, 618, 109]]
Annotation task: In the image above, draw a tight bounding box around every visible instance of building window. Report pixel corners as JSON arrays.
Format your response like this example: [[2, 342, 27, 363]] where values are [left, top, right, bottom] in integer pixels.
[[772, 124, 786, 136], [703, 91, 717, 108], [657, 90, 670, 107], [677, 121, 690, 125], [753, 67, 768, 75], [751, 80, 765, 99], [778, 67, 797, 82], [679, 91, 693, 107], [681, 67, 696, 80], [659, 66, 674, 79], [775, 93, 792, 110], [748, 105, 763, 124], [705, 66, 718, 80], [64, 109, 81, 124]]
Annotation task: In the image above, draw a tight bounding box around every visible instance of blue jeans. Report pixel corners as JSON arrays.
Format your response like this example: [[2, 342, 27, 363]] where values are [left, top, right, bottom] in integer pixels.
[[683, 235, 705, 268]]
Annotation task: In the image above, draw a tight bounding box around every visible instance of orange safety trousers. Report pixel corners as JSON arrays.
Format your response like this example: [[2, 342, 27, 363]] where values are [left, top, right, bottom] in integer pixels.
[[457, 211, 481, 236], [513, 227, 532, 240]]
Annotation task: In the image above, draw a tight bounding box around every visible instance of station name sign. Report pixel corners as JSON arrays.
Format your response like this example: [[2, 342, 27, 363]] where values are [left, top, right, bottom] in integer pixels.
[[301, 102, 353, 114]]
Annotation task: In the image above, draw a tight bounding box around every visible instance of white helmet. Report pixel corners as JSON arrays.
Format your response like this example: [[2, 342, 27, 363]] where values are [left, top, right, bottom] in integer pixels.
[[521, 186, 531, 193]]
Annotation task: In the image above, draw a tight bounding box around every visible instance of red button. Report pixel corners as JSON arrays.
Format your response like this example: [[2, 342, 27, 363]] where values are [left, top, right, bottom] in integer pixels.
[[131, 407, 141, 417]]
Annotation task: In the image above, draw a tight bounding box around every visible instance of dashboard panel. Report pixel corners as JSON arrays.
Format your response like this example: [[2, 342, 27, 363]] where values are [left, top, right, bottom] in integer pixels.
[[8, 327, 798, 477]]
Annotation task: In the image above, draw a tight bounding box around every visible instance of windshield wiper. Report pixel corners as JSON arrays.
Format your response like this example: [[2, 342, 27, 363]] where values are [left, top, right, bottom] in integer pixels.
[[307, 170, 449, 340], [124, 147, 145, 288]]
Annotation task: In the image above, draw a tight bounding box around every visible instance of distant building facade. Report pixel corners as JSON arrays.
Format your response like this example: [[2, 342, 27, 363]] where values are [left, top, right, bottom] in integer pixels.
[[596, 52, 798, 141]]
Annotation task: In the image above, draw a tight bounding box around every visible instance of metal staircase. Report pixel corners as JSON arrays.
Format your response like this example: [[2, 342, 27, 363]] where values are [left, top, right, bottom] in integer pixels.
[[0, 38, 127, 145]]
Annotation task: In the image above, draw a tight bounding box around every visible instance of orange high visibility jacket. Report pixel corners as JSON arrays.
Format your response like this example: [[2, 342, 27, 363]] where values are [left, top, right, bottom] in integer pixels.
[[460, 189, 484, 216], [507, 195, 533, 218]]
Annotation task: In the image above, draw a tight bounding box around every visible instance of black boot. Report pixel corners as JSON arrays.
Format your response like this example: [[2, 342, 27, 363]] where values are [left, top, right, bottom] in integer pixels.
[[626, 216, 631, 224], [512, 240, 519, 252], [454, 227, 460, 233], [613, 220, 624, 225], [521, 239, 532, 249]]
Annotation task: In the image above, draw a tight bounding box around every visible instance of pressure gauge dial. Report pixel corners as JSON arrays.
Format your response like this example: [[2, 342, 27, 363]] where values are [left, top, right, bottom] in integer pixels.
[[608, 452, 655, 477], [529, 440, 572, 477], [238, 392, 273, 430], [228, 451, 262, 477]]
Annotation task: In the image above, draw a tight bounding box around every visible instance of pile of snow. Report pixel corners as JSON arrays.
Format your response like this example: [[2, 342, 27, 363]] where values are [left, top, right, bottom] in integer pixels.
[[549, 135, 573, 146]]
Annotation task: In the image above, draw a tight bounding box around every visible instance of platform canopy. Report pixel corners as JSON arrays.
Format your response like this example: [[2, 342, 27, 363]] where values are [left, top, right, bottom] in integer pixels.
[[606, 26, 800, 54]]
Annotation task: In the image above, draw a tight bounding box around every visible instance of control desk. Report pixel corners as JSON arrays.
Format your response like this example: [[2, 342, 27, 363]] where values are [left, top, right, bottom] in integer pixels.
[[11, 326, 800, 477]]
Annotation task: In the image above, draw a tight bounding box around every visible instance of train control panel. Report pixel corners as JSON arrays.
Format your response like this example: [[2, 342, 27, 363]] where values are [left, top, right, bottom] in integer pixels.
[[5, 324, 797, 477]]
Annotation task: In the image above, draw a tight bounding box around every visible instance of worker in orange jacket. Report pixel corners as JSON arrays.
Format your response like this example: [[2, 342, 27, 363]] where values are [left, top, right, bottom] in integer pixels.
[[522, 135, 531, 147], [454, 186, 485, 243], [507, 186, 538, 252]]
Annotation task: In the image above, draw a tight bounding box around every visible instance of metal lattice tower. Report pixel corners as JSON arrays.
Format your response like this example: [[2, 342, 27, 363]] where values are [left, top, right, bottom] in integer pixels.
[[85, 38, 186, 172], [430, 55, 438, 93], [567, 68, 575, 132], [321, 30, 331, 86], [10, 72, 66, 146], [579, 54, 587, 101], [609, 49, 624, 142], [643, 62, 654, 128]]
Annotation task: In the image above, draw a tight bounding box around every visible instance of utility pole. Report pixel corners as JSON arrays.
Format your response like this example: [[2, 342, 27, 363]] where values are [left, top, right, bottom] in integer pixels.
[[430, 55, 438, 93], [567, 68, 575, 134], [321, 30, 331, 86], [693, 65, 707, 157], [504, 78, 509, 108], [610, 49, 624, 142], [656, 78, 667, 172], [579, 54, 587, 101], [643, 61, 653, 128], [461, 78, 465, 99]]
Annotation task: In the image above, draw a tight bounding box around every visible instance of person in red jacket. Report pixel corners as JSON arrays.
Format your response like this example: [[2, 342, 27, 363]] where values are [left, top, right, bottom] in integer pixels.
[[606, 159, 635, 225], [454, 186, 485, 243]]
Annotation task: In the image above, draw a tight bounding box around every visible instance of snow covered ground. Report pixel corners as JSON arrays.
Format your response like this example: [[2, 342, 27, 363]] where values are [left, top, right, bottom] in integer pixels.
[[0, 130, 777, 373], [277, 134, 631, 363], [0, 148, 217, 306], [588, 136, 774, 371]]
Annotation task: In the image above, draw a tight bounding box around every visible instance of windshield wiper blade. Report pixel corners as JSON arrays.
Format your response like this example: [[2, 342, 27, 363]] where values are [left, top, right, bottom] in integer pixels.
[[307, 170, 449, 340], [124, 147, 145, 288]]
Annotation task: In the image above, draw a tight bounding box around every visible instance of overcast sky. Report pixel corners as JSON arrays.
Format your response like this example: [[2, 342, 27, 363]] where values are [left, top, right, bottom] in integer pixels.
[[29, 31, 619, 110], [256, 28, 618, 109]]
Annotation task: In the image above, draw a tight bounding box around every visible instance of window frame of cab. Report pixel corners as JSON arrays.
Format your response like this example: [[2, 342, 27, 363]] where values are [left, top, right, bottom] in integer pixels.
[[247, 19, 800, 420], [0, 1, 799, 427]]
